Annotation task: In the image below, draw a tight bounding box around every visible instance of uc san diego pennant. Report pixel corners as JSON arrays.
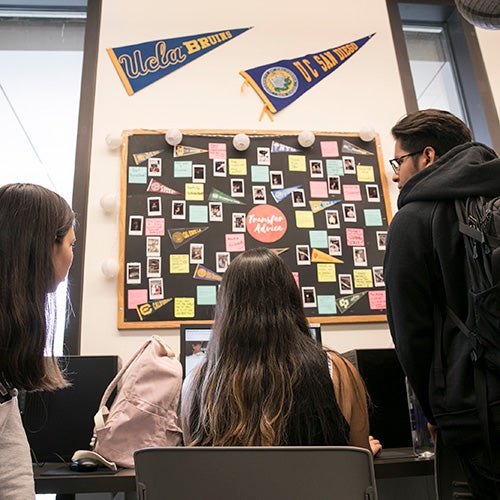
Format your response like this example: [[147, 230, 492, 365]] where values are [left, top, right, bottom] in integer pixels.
[[108, 27, 252, 95], [240, 33, 375, 119]]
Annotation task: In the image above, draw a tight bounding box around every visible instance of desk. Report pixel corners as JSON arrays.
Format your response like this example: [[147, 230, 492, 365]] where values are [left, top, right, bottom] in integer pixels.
[[34, 448, 434, 495]]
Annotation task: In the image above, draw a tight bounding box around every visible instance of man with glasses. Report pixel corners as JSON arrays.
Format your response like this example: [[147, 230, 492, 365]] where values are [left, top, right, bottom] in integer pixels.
[[384, 109, 500, 498]]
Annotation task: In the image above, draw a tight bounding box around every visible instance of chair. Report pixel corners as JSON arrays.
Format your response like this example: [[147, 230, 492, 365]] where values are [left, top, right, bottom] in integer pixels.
[[134, 446, 377, 500], [435, 432, 472, 499]]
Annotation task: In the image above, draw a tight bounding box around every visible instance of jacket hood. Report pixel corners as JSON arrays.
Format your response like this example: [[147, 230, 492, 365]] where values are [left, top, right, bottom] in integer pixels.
[[398, 142, 500, 209]]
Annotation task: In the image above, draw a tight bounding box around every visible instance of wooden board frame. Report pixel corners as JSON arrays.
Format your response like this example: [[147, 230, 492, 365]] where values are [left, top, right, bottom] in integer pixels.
[[118, 129, 392, 329]]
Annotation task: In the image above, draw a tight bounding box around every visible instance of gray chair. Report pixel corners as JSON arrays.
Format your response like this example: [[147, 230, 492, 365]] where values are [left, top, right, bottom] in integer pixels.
[[435, 432, 472, 499], [134, 446, 378, 500]]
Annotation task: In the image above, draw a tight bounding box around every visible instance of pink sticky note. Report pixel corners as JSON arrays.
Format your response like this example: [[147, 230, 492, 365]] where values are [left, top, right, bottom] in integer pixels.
[[309, 181, 328, 198], [345, 228, 365, 247], [320, 141, 339, 157], [368, 290, 386, 310], [209, 142, 227, 160], [128, 289, 148, 309], [225, 233, 246, 252], [342, 184, 362, 201], [292, 271, 300, 288], [145, 218, 165, 236]]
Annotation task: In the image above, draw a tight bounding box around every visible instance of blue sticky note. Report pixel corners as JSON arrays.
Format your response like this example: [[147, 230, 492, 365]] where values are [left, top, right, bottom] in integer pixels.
[[174, 161, 192, 178], [128, 166, 147, 184], [309, 230, 329, 248], [318, 295, 337, 314], [197, 285, 217, 305], [189, 205, 208, 223], [364, 209, 383, 226], [326, 159, 344, 176], [251, 165, 270, 183]]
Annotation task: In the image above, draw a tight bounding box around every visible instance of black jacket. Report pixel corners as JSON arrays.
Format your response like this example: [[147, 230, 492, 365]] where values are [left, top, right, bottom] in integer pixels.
[[384, 142, 500, 445]]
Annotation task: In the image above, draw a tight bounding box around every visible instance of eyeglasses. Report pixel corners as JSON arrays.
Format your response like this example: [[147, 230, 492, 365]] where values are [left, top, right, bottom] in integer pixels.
[[389, 149, 424, 174]]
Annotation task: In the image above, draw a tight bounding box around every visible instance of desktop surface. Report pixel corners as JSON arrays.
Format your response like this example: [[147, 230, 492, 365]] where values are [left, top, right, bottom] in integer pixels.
[[34, 448, 433, 494]]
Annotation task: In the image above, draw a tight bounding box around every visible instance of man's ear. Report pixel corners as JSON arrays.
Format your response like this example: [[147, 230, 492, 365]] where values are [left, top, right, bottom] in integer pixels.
[[422, 146, 438, 166]]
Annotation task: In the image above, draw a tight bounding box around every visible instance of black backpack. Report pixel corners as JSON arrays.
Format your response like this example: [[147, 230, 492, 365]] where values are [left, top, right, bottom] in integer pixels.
[[447, 195, 500, 457]]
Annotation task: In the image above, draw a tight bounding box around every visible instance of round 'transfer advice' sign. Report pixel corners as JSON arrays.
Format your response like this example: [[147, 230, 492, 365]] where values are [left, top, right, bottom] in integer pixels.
[[246, 204, 287, 243]]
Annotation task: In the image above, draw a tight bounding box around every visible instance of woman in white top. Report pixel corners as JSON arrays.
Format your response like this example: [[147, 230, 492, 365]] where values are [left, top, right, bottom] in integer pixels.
[[0, 183, 76, 499]]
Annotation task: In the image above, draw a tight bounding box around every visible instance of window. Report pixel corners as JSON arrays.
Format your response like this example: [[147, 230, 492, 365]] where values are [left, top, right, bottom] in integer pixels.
[[0, 4, 86, 355], [386, 0, 500, 151]]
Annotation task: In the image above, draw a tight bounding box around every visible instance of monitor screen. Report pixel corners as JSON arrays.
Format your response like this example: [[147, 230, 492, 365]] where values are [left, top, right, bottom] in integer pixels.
[[180, 323, 322, 379], [21, 355, 120, 463]]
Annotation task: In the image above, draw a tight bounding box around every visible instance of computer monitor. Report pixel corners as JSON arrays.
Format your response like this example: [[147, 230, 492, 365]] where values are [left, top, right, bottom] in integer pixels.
[[341, 348, 412, 448], [180, 323, 322, 379], [21, 355, 120, 463]]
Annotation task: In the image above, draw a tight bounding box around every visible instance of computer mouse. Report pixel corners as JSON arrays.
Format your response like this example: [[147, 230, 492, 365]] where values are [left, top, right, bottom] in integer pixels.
[[69, 457, 100, 472]]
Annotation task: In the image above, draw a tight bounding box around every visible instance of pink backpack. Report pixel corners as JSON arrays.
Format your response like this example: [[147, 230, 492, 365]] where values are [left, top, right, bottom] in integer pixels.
[[90, 336, 183, 468]]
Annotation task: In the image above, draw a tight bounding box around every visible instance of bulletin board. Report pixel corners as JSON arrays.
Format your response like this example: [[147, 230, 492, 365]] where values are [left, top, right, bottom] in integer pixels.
[[118, 129, 392, 329]]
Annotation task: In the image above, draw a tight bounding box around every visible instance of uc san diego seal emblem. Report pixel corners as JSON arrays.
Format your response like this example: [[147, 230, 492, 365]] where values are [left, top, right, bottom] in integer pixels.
[[261, 67, 299, 99]]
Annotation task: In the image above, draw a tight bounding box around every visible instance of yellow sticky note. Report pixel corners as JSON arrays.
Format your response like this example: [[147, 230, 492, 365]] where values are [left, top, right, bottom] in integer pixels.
[[185, 183, 204, 201], [170, 254, 190, 274], [228, 158, 247, 176], [317, 263, 337, 282], [174, 297, 195, 318], [353, 269, 374, 288], [356, 165, 375, 182], [288, 155, 307, 172], [295, 211, 315, 228]]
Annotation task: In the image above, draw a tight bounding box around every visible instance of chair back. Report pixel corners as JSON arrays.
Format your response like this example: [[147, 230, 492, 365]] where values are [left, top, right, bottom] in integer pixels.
[[134, 446, 377, 500], [435, 432, 472, 499]]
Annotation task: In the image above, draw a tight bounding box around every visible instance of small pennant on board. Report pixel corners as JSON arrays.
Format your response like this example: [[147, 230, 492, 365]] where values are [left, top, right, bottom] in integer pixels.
[[136, 298, 172, 320], [193, 264, 223, 282], [271, 185, 302, 203], [311, 248, 344, 264], [133, 149, 164, 165], [174, 145, 209, 158], [209, 188, 245, 205], [168, 227, 208, 249], [309, 199, 340, 213], [341, 139, 374, 156], [147, 179, 181, 195], [336, 291, 367, 314]]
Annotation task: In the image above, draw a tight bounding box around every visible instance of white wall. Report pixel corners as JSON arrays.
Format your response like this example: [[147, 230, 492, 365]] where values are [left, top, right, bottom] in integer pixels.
[[80, 0, 499, 362]]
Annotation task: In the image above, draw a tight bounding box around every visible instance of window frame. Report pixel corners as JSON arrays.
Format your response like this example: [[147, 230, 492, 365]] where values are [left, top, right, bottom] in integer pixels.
[[65, 0, 101, 354]]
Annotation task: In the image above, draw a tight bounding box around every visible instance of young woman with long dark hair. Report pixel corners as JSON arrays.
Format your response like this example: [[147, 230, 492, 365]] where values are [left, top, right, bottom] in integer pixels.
[[181, 247, 381, 454], [0, 183, 76, 498]]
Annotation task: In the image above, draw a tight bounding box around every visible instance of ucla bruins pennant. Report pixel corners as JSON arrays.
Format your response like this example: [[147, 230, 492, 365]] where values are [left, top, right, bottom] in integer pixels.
[[240, 33, 375, 117], [108, 27, 252, 95]]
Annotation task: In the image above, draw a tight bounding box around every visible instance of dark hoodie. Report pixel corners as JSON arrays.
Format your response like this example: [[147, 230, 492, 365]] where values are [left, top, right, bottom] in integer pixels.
[[384, 142, 500, 445]]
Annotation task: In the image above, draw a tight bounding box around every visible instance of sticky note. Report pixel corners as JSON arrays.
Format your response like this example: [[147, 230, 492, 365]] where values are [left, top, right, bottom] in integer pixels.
[[317, 263, 337, 282], [353, 269, 374, 288], [128, 289, 148, 309], [357, 165, 375, 182], [309, 181, 328, 198], [170, 254, 190, 274], [128, 166, 147, 184], [320, 141, 339, 157], [189, 205, 208, 223], [228, 158, 247, 176], [197, 285, 217, 305], [185, 183, 204, 201], [317, 295, 337, 314], [295, 211, 315, 228], [251, 165, 270, 183], [174, 161, 192, 178], [364, 209, 383, 226], [288, 155, 307, 172], [309, 230, 328, 248], [174, 297, 195, 318]]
